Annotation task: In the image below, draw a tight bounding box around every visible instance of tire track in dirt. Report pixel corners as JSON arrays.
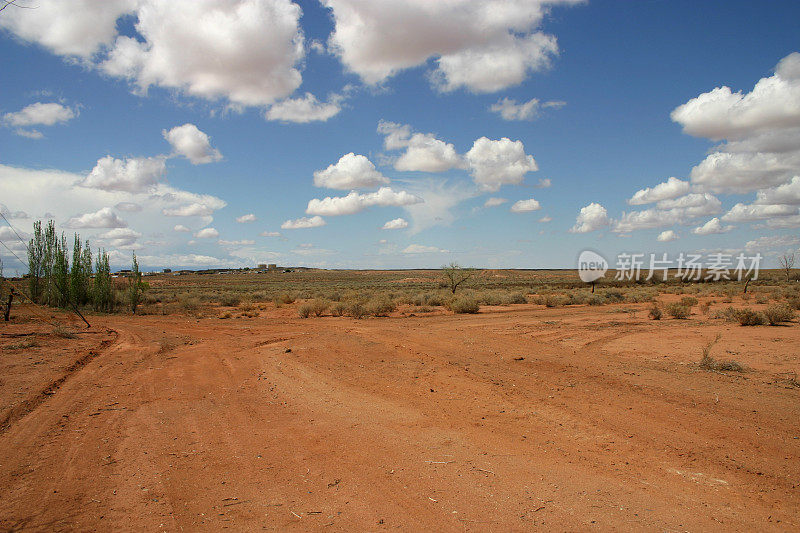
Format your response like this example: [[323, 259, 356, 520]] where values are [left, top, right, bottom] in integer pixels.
[[0, 329, 119, 435]]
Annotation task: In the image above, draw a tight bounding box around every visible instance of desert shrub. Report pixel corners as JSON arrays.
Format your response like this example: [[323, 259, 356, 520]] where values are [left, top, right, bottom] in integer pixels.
[[365, 296, 396, 316], [627, 289, 656, 303], [503, 291, 527, 304], [424, 292, 446, 307], [330, 302, 346, 316], [178, 293, 200, 311], [666, 302, 690, 319], [741, 293, 751, 301], [476, 291, 502, 306], [648, 303, 662, 320], [277, 293, 295, 305], [345, 302, 367, 319], [297, 303, 313, 318], [587, 294, 605, 306], [764, 304, 795, 325], [544, 294, 567, 308], [238, 301, 255, 312], [733, 308, 766, 326], [310, 299, 329, 317], [755, 295, 768, 304], [448, 296, 480, 314], [786, 296, 800, 310], [680, 296, 698, 307], [415, 305, 433, 313], [699, 301, 710, 315], [219, 292, 241, 307], [219, 311, 232, 319], [604, 289, 625, 303]]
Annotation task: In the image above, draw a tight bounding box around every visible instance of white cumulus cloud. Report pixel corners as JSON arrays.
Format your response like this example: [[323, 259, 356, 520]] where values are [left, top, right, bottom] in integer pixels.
[[4, 102, 76, 127], [484, 197, 508, 208], [236, 213, 257, 223], [510, 198, 541, 212], [569, 203, 610, 233], [163, 123, 222, 164], [82, 155, 166, 193], [65, 207, 127, 229], [266, 93, 342, 123], [313, 153, 389, 189], [195, 227, 219, 239], [657, 230, 678, 242], [382, 217, 408, 230], [378, 121, 462, 172], [692, 217, 733, 235], [465, 137, 538, 191], [322, 0, 576, 93], [628, 177, 690, 205], [281, 216, 326, 229], [101, 0, 305, 107], [306, 188, 423, 216]]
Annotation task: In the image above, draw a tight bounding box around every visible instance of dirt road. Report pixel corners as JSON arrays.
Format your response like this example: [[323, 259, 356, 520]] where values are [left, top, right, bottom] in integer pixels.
[[1, 304, 798, 531]]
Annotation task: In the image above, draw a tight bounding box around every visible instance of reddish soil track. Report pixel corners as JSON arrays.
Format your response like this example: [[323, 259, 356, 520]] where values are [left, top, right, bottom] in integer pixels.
[[1, 303, 799, 531]]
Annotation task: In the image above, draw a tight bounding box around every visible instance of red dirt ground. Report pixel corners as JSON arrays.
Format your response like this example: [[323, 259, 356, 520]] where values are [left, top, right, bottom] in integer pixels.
[[1, 300, 799, 531]]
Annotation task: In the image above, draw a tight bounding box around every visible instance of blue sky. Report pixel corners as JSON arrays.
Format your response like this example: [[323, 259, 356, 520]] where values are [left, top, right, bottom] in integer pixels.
[[1, 0, 799, 272]]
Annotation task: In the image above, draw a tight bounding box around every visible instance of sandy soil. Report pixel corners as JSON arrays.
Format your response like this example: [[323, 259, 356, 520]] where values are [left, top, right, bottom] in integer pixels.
[[1, 301, 799, 531]]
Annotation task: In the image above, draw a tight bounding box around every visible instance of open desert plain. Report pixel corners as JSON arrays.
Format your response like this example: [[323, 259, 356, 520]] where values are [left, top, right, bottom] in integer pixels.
[[1, 270, 799, 531], [3, 1, 800, 531]]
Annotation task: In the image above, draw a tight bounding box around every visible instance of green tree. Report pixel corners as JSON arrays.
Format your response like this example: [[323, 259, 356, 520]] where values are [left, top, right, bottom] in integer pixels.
[[53, 232, 70, 308], [127, 252, 147, 314], [93, 249, 113, 312], [27, 220, 44, 302], [42, 220, 56, 305]]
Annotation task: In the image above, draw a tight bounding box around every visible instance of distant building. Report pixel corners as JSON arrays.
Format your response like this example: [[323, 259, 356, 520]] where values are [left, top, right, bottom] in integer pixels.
[[258, 264, 267, 269], [268, 263, 277, 270], [163, 268, 172, 273]]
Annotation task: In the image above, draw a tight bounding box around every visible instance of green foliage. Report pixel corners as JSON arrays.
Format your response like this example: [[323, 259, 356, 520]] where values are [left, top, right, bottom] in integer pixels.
[[27, 220, 44, 302], [93, 249, 114, 312], [128, 252, 146, 314]]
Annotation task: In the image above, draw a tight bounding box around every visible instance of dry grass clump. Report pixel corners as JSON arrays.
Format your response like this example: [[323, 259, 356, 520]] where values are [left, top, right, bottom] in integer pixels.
[[680, 296, 699, 308], [219, 311, 232, 319], [732, 307, 766, 326], [764, 303, 795, 325], [218, 292, 241, 307], [648, 303, 662, 320], [666, 302, 690, 319], [274, 293, 295, 307], [699, 334, 744, 372], [297, 303, 313, 318], [330, 302, 346, 316], [786, 296, 800, 310], [365, 296, 396, 317], [699, 301, 710, 315], [345, 302, 367, 319], [448, 296, 480, 314], [4, 337, 40, 350], [178, 293, 200, 311], [310, 299, 329, 317], [52, 326, 77, 339]]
